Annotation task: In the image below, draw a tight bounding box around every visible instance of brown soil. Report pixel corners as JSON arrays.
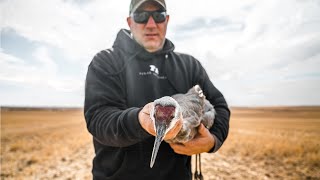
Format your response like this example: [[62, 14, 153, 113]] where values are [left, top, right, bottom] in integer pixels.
[[1, 107, 320, 179]]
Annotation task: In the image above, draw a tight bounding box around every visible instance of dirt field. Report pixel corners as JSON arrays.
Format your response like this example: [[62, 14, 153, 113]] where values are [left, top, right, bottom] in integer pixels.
[[1, 107, 320, 179]]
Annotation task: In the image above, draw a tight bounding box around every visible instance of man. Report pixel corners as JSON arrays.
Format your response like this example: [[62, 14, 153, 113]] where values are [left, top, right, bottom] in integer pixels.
[[84, 0, 230, 179]]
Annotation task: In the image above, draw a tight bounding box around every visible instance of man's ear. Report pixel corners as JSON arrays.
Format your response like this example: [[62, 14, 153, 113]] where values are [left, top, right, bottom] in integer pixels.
[[127, 17, 132, 27], [166, 15, 170, 23]]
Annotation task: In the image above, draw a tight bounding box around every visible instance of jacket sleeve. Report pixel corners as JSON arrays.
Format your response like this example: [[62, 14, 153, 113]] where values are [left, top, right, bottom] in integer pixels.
[[84, 50, 151, 147], [193, 59, 231, 153]]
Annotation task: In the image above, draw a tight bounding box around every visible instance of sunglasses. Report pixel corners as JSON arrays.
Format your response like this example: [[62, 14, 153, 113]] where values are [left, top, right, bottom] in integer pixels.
[[131, 10, 167, 24]]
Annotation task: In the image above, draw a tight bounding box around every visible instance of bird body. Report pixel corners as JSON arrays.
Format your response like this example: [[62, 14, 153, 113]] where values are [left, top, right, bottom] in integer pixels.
[[149, 85, 215, 168]]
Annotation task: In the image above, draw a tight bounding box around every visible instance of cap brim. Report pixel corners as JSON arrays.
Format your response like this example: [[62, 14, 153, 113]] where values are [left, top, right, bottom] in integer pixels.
[[130, 0, 166, 14]]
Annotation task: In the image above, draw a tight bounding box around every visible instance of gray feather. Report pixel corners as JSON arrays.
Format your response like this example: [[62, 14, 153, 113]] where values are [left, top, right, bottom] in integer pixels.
[[165, 85, 216, 143]]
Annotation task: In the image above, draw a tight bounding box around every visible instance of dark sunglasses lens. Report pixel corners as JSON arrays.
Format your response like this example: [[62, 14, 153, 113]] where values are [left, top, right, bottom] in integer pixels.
[[133, 12, 150, 23], [152, 12, 166, 23], [133, 11, 166, 24]]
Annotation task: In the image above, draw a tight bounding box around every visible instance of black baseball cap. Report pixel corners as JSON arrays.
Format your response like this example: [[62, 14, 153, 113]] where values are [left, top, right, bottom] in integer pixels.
[[129, 0, 166, 14]]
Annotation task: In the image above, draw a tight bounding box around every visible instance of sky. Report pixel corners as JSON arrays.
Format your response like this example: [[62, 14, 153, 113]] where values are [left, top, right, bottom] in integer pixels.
[[0, 0, 320, 107]]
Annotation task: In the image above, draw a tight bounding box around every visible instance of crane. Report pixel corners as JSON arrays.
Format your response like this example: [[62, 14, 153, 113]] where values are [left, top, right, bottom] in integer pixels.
[[149, 84, 216, 172]]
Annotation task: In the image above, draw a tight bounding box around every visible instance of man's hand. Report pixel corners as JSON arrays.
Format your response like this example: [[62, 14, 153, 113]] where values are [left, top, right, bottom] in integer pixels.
[[138, 102, 183, 140], [169, 124, 215, 156], [163, 112, 183, 140], [138, 102, 156, 136]]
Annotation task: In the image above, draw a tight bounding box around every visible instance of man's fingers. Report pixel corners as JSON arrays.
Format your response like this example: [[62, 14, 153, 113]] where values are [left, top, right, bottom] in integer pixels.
[[176, 118, 183, 129], [170, 143, 192, 156], [173, 118, 183, 133], [169, 124, 215, 156], [198, 123, 206, 135], [170, 143, 184, 152], [138, 102, 156, 136], [143, 111, 150, 115], [142, 102, 154, 114]]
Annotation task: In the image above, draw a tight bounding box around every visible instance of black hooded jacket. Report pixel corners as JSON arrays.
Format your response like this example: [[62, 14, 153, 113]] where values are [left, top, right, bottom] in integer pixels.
[[84, 29, 230, 180]]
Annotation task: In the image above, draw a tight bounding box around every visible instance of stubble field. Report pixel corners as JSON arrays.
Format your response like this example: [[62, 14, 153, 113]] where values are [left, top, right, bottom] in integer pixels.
[[1, 107, 320, 179]]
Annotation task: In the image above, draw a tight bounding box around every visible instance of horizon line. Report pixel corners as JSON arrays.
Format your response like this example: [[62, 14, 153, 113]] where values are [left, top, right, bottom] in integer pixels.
[[2, 105, 320, 110]]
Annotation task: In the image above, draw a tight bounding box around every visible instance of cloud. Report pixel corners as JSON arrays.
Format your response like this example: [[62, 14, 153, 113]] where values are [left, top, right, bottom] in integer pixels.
[[1, 0, 320, 106], [0, 49, 83, 93], [0, 83, 84, 107], [172, 0, 320, 106], [1, 0, 130, 62], [173, 17, 245, 41], [32, 47, 58, 73]]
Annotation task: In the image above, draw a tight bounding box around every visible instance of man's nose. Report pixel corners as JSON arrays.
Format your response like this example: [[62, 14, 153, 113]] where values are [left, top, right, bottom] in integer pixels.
[[145, 16, 157, 28]]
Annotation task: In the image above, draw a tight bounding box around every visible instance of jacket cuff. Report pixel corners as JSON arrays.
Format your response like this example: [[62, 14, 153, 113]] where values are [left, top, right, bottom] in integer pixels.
[[126, 107, 151, 140], [208, 134, 222, 153]]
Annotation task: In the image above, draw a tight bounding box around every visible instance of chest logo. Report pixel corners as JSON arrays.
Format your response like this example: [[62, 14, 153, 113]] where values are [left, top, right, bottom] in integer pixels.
[[149, 65, 159, 75], [139, 64, 167, 79]]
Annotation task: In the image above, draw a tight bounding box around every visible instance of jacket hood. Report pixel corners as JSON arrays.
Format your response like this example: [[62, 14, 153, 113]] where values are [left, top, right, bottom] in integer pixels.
[[112, 29, 175, 58]]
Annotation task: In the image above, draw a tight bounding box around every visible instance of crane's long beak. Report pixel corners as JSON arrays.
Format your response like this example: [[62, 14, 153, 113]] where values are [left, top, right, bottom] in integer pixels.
[[150, 122, 167, 168]]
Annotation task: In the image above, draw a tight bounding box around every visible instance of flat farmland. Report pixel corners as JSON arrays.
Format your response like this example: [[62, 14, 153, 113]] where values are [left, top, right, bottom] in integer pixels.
[[1, 108, 93, 179], [1, 107, 320, 179]]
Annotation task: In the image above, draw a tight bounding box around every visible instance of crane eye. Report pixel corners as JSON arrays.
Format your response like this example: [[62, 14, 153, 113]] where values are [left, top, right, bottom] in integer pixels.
[[170, 115, 175, 119]]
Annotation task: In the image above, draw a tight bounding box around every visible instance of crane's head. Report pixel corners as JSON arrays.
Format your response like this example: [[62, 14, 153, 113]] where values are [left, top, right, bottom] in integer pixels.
[[149, 96, 180, 168]]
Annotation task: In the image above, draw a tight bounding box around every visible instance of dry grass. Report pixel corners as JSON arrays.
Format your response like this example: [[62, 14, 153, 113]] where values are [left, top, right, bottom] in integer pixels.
[[1, 109, 93, 179], [226, 107, 320, 163], [201, 107, 320, 179], [1, 107, 320, 179]]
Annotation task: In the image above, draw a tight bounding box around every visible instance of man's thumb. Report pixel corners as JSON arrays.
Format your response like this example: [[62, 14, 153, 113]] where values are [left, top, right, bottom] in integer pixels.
[[198, 123, 206, 135]]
